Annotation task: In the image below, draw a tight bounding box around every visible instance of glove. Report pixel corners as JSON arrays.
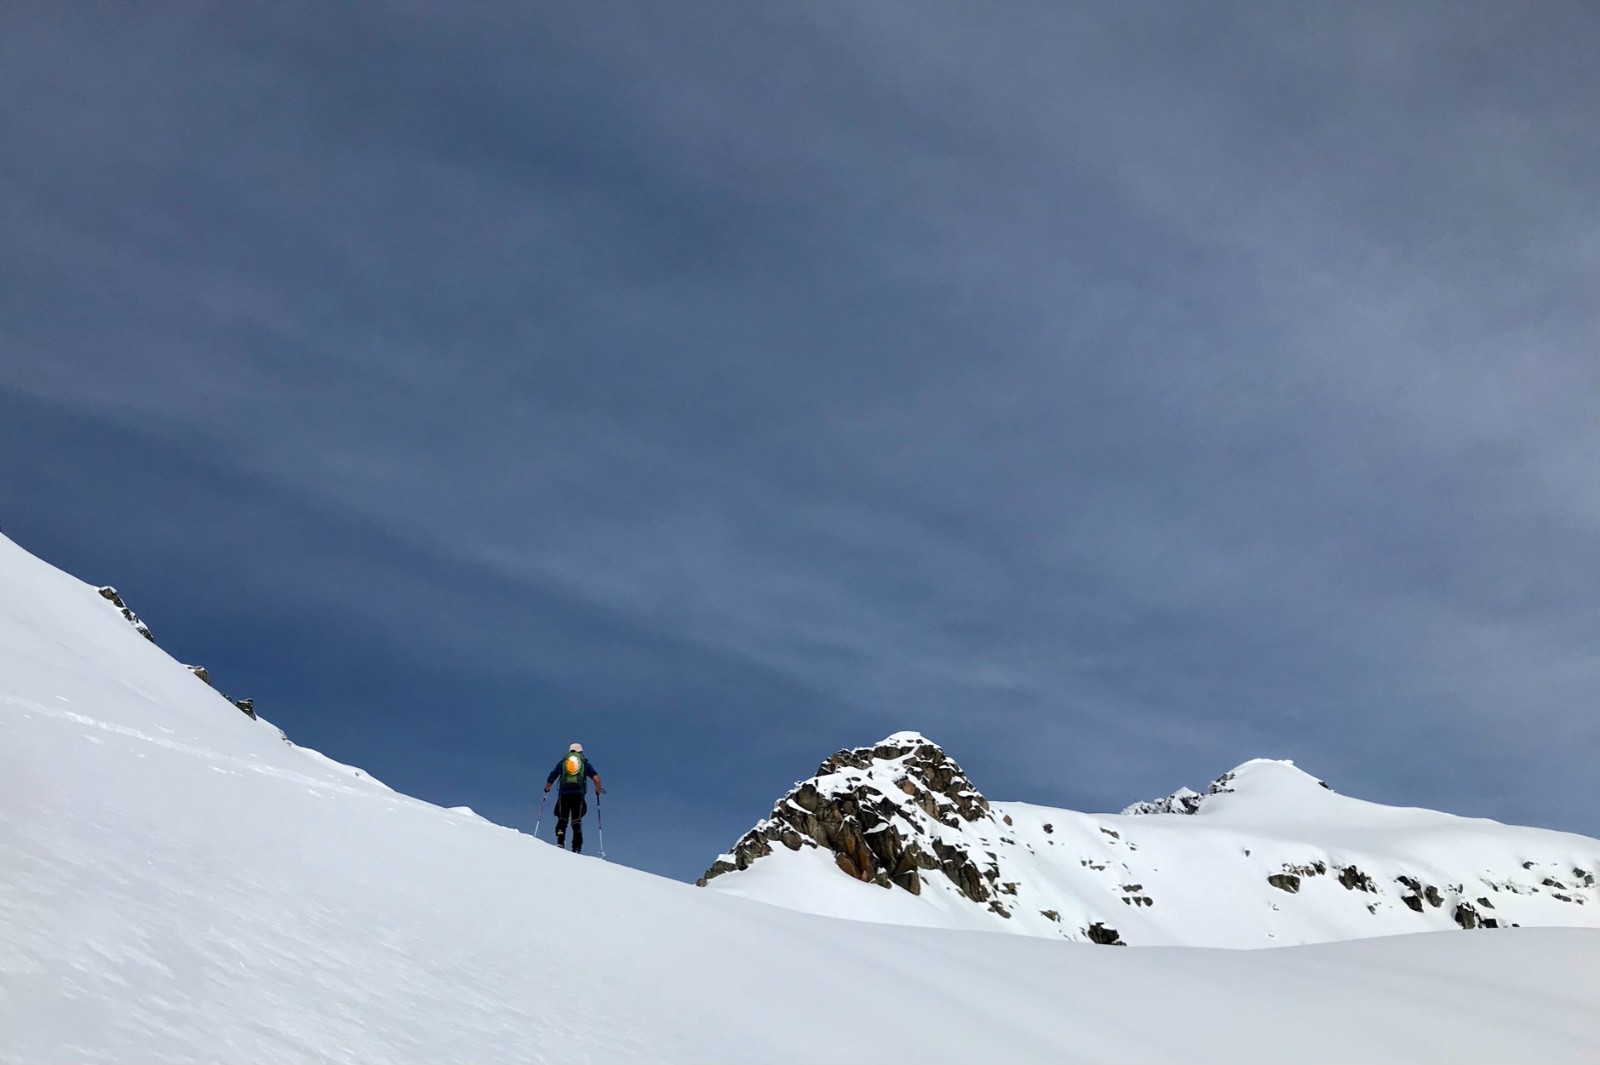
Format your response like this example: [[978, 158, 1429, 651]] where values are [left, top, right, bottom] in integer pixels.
[[543, 783, 551, 793]]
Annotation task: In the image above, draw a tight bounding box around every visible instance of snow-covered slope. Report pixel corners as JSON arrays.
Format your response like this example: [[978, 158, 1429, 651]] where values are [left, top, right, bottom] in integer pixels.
[[4, 533, 1600, 1064], [700, 733, 1600, 948]]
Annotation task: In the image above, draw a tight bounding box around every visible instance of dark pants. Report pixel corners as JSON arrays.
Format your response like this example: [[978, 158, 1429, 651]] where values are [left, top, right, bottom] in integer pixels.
[[554, 793, 588, 852]]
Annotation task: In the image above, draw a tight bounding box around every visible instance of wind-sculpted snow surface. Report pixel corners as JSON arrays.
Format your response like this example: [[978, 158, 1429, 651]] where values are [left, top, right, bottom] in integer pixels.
[[3, 532, 1600, 1064], [701, 734, 1600, 947]]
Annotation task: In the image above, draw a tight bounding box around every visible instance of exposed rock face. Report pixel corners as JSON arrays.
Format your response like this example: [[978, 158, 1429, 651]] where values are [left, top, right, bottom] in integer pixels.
[[698, 734, 997, 905], [1453, 902, 1498, 930], [98, 587, 154, 641], [1339, 866, 1377, 893], [1086, 922, 1125, 945]]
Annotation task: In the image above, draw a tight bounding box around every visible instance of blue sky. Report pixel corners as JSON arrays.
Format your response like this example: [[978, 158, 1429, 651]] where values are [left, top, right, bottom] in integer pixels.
[[3, 2, 1596, 880]]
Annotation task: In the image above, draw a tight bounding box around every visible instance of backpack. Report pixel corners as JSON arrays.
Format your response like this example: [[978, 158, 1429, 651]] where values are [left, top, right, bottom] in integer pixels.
[[561, 751, 587, 787]]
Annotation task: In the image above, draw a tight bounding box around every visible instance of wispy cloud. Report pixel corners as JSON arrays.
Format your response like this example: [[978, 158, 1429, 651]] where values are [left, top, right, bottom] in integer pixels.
[[3, 1, 1596, 877]]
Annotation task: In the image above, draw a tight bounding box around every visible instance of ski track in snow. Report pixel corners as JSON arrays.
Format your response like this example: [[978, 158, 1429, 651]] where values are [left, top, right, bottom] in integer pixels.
[[1, 694, 397, 803]]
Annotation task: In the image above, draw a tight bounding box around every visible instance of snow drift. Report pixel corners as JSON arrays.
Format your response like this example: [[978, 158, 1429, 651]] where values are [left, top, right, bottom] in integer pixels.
[[3, 532, 1599, 1064]]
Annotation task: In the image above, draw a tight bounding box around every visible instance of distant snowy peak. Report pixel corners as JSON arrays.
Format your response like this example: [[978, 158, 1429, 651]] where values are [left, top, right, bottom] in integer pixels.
[[701, 735, 1600, 948], [1121, 758, 1333, 816]]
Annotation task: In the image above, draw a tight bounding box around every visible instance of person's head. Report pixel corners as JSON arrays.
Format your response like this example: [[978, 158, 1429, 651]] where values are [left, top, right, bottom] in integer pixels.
[[569, 742, 583, 753]]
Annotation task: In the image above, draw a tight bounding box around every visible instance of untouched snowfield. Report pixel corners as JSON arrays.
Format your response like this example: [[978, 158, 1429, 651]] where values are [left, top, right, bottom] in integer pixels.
[[3, 532, 1599, 1064]]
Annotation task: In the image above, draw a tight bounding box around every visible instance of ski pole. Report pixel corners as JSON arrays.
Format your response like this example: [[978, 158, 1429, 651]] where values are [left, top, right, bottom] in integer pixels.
[[534, 790, 549, 839], [596, 789, 606, 860]]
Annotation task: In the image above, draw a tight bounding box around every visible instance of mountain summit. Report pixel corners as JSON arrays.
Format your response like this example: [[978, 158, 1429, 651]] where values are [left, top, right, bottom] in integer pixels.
[[700, 734, 1600, 948]]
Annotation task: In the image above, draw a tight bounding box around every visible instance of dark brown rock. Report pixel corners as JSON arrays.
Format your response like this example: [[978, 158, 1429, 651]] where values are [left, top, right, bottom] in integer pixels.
[[1086, 922, 1125, 946], [97, 586, 154, 641], [1338, 866, 1376, 892], [698, 734, 998, 897]]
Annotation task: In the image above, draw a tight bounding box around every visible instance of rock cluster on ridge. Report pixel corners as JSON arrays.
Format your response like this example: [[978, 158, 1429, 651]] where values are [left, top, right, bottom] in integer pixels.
[[97, 586, 154, 641], [1121, 764, 1334, 816], [98, 584, 258, 719]]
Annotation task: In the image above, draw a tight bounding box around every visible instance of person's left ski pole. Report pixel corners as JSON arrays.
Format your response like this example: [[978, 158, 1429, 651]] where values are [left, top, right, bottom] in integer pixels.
[[533, 791, 549, 839]]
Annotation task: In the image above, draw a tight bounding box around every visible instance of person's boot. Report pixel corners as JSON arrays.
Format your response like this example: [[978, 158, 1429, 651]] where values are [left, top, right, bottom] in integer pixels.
[[555, 829, 566, 849], [572, 825, 583, 854]]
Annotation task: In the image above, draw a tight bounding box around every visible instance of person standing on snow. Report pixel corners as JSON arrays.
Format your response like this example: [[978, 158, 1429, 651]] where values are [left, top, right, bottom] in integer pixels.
[[544, 742, 603, 852]]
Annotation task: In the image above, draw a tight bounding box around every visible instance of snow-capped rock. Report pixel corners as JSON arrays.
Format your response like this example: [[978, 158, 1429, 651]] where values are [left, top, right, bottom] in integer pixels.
[[1121, 785, 1206, 816], [701, 739, 1600, 948], [96, 585, 154, 641]]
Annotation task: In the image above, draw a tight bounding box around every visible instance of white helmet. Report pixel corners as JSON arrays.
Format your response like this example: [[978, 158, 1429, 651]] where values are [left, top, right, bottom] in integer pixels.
[[569, 742, 583, 752]]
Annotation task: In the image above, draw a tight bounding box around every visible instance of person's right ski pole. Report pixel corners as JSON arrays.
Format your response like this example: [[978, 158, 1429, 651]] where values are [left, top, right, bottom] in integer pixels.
[[596, 790, 606, 860], [533, 790, 549, 839]]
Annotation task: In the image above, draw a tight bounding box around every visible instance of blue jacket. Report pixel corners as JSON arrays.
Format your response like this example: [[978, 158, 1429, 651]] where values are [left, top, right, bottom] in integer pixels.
[[547, 755, 600, 795]]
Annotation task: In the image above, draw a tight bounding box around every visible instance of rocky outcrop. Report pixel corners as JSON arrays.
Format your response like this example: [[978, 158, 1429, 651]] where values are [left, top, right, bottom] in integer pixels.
[[1338, 865, 1377, 893], [1086, 921, 1125, 945], [1121, 787, 1204, 816], [698, 734, 1000, 906], [1453, 901, 1499, 930], [1396, 876, 1446, 910], [98, 587, 154, 641], [188, 665, 256, 718]]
